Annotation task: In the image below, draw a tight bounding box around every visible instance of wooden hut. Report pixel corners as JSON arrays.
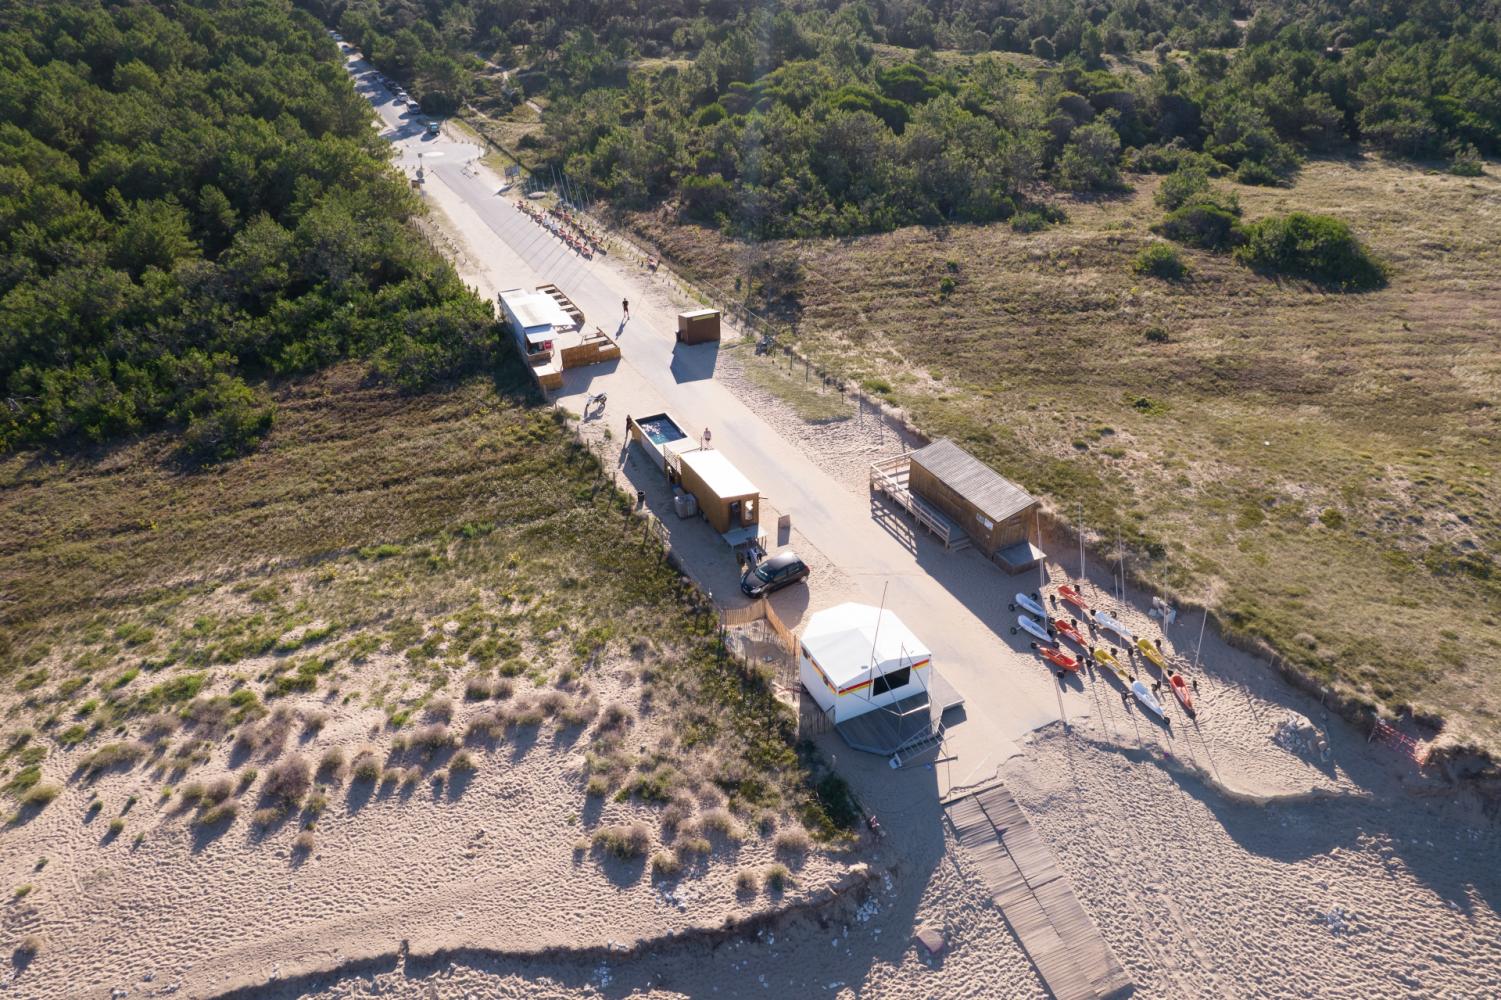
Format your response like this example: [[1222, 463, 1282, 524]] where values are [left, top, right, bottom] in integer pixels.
[[673, 449, 760, 542], [676, 308, 721, 344], [908, 439, 1041, 572]]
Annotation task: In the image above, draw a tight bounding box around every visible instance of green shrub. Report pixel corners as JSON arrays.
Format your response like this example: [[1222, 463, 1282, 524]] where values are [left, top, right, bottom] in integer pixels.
[[1144, 326, 1170, 343], [1450, 144, 1484, 177], [177, 374, 275, 463], [1234, 213, 1386, 290], [1133, 243, 1189, 281], [1154, 165, 1209, 211], [3, 765, 42, 797], [1234, 160, 1283, 186], [1154, 202, 1243, 251], [812, 772, 860, 831]]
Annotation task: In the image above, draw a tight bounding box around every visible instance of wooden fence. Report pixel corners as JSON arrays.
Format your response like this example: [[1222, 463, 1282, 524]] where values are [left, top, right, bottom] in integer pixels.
[[1370, 719, 1432, 766]]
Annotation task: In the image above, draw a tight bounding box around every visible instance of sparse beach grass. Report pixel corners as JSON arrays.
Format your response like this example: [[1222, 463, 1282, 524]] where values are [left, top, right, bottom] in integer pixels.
[[0, 358, 851, 881]]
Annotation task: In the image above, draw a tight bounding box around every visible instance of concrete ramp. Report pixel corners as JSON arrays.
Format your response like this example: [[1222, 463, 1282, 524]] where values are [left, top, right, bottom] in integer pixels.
[[945, 783, 1131, 1000]]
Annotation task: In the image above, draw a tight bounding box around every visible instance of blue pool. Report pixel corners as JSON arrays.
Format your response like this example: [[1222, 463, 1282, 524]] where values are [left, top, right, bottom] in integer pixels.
[[637, 415, 687, 446]]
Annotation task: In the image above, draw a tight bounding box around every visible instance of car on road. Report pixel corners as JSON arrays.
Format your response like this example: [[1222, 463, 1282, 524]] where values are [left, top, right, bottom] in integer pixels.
[[740, 550, 810, 597]]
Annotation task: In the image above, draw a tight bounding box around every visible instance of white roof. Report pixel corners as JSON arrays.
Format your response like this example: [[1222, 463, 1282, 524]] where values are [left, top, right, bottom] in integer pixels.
[[679, 449, 756, 499], [801, 603, 930, 688], [498, 288, 574, 335]]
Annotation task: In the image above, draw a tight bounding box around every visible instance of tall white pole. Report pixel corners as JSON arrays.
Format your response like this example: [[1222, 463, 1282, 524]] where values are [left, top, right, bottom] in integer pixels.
[[1191, 606, 1209, 674], [1078, 503, 1085, 586]]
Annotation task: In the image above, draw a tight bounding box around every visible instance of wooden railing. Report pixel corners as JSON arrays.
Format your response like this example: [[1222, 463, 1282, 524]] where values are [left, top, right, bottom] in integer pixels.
[[868, 456, 966, 550]]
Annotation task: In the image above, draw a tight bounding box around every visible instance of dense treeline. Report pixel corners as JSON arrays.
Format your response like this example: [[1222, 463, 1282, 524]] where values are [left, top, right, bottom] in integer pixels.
[[303, 1, 1499, 239], [0, 0, 497, 456]]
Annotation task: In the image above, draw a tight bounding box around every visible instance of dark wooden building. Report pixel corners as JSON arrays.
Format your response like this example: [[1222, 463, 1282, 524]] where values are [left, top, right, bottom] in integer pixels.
[[908, 439, 1042, 572]]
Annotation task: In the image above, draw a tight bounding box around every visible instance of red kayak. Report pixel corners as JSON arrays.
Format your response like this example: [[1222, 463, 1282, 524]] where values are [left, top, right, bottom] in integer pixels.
[[1052, 618, 1088, 648], [1169, 673, 1196, 714], [1058, 584, 1092, 615], [1037, 645, 1080, 672]]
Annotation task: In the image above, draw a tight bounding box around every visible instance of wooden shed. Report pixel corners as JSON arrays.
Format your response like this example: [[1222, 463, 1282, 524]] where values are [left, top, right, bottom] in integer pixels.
[[676, 308, 721, 344], [672, 448, 759, 540], [908, 439, 1041, 571]]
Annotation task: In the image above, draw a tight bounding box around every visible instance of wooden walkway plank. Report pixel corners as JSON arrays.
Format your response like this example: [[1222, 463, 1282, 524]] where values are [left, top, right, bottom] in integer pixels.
[[946, 783, 1133, 1000]]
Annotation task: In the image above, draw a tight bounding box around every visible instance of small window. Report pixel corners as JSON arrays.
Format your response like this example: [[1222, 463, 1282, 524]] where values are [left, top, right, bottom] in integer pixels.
[[872, 666, 911, 697]]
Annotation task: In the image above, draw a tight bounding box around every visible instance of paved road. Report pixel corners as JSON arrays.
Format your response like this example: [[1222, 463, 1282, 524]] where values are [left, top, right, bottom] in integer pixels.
[[346, 53, 1093, 778]]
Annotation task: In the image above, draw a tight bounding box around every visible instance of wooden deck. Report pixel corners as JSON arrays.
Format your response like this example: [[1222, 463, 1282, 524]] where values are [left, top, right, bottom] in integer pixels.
[[869, 455, 970, 551], [946, 784, 1132, 1000], [834, 671, 964, 759]]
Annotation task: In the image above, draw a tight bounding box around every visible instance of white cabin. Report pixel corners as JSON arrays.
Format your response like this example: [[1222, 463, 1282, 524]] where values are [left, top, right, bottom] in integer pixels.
[[799, 603, 931, 724]]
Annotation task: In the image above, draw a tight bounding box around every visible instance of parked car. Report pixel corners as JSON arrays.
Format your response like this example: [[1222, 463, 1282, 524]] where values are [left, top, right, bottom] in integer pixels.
[[426, 121, 441, 136], [406, 100, 422, 114], [740, 550, 810, 597]]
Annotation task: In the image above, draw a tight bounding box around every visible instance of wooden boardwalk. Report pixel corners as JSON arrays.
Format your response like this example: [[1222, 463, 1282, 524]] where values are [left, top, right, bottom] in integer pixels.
[[946, 783, 1132, 1000]]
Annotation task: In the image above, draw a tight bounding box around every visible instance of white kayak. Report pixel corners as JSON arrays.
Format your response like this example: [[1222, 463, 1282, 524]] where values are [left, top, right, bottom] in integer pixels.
[[1013, 593, 1048, 619], [1131, 679, 1167, 720], [1015, 615, 1051, 643], [1094, 609, 1135, 643]]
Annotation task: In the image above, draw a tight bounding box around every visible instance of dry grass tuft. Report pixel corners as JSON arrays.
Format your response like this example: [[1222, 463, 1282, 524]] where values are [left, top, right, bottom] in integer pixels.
[[592, 822, 651, 860], [316, 747, 345, 779], [763, 863, 791, 892], [80, 740, 148, 775], [650, 850, 682, 877], [597, 703, 633, 736], [292, 830, 316, 854], [697, 807, 744, 842], [351, 750, 381, 782], [195, 798, 238, 826], [411, 722, 453, 753], [674, 835, 711, 857], [773, 827, 811, 856], [425, 695, 454, 722], [264, 754, 311, 807], [20, 782, 61, 808], [734, 867, 760, 893]]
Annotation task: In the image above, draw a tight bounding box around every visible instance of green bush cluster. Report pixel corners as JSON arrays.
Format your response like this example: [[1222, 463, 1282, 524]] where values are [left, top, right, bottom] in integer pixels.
[[1133, 243, 1190, 281], [0, 0, 498, 455], [1235, 213, 1387, 290], [314, 1, 1501, 241]]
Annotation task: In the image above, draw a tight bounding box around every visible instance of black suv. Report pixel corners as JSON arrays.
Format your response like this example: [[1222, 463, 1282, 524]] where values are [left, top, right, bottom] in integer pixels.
[[740, 550, 810, 597]]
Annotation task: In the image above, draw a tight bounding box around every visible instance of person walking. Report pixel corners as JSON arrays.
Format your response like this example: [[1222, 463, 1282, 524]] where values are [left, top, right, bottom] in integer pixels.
[[622, 297, 630, 319]]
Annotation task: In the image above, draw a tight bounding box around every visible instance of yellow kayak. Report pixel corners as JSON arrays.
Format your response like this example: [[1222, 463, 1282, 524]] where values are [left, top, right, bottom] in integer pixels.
[[1093, 646, 1119, 668], [1137, 638, 1168, 671]]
